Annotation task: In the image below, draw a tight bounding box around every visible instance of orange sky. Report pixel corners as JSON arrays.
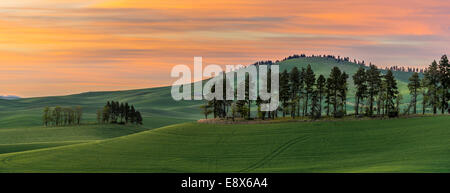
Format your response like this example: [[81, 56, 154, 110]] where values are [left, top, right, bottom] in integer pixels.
[[0, 0, 449, 97]]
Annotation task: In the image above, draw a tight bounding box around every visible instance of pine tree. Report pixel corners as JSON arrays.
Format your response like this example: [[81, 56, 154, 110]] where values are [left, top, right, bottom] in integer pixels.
[[353, 67, 367, 116], [366, 65, 382, 116], [136, 111, 143, 125], [424, 60, 440, 114], [438, 55, 449, 114], [421, 77, 429, 114], [279, 70, 291, 117], [316, 75, 326, 116], [329, 67, 341, 116], [408, 72, 421, 114], [124, 103, 130, 123], [338, 72, 349, 114], [75, 106, 82, 125], [310, 90, 321, 119], [304, 65, 316, 116], [43, 107, 50, 126], [384, 70, 399, 116], [325, 78, 332, 116], [131, 105, 136, 123], [290, 67, 300, 117]]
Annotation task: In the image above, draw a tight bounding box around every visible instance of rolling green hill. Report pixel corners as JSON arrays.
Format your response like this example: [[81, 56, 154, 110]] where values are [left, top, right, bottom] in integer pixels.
[[0, 116, 448, 172], [0, 124, 145, 154], [0, 57, 420, 130]]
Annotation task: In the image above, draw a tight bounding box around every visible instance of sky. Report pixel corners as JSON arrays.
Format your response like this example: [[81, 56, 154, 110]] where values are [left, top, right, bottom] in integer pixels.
[[0, 0, 449, 97]]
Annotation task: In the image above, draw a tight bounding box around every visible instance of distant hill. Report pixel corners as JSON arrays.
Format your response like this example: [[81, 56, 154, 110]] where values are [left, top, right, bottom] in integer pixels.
[[0, 95, 21, 100], [0, 56, 421, 129]]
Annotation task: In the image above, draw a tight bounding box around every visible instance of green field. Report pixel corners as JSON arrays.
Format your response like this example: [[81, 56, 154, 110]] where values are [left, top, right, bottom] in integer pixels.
[[0, 57, 446, 173], [0, 116, 448, 172]]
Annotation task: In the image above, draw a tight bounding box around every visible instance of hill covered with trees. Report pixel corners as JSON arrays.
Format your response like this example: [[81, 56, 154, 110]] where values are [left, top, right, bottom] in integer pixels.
[[201, 54, 449, 120]]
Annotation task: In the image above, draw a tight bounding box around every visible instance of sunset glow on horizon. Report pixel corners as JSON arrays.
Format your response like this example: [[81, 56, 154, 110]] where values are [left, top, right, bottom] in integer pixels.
[[1, 0, 449, 97]]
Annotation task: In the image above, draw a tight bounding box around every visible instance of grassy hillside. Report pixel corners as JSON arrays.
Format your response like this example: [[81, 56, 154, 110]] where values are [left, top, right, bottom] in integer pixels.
[[0, 87, 203, 129], [1, 116, 449, 173], [0, 57, 419, 130], [0, 124, 145, 154]]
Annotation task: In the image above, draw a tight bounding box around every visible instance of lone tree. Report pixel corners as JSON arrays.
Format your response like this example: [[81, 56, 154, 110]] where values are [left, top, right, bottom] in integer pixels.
[[408, 72, 421, 114], [200, 103, 213, 119]]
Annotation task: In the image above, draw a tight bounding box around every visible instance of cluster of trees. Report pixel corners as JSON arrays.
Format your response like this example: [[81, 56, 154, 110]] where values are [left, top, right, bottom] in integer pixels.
[[386, 66, 424, 73], [200, 71, 275, 120], [407, 55, 449, 115], [201, 65, 352, 120], [200, 54, 449, 120], [282, 54, 351, 63], [279, 65, 350, 119], [43, 106, 83, 126], [353, 65, 401, 117], [282, 54, 425, 73], [97, 101, 143, 125]]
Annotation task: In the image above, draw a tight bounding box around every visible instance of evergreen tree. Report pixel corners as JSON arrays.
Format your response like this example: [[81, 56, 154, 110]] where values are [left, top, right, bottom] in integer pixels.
[[245, 73, 254, 119], [136, 111, 143, 125], [290, 67, 300, 117], [316, 75, 326, 116], [328, 67, 341, 116], [420, 77, 429, 114], [353, 67, 367, 116], [366, 65, 382, 116], [304, 65, 316, 116], [384, 70, 399, 115], [408, 72, 421, 114], [130, 105, 136, 124], [424, 60, 440, 114], [279, 70, 291, 117], [438, 55, 449, 114], [324, 78, 332, 116], [43, 107, 50, 126], [75, 106, 82, 125], [310, 90, 321, 119], [338, 72, 349, 114], [124, 103, 130, 123]]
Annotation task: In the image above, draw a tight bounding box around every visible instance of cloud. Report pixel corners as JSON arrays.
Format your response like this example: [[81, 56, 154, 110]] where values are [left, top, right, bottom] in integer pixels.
[[0, 0, 449, 97]]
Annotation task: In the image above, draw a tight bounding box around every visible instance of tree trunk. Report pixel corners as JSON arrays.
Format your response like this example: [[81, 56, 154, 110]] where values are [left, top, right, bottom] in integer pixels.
[[319, 92, 323, 116], [248, 101, 251, 119], [442, 87, 446, 114], [305, 93, 309, 116]]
